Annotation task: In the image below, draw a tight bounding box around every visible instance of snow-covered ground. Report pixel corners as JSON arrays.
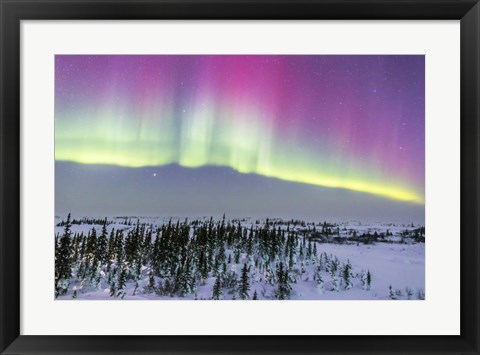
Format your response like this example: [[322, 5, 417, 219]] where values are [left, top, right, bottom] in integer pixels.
[[55, 216, 425, 301]]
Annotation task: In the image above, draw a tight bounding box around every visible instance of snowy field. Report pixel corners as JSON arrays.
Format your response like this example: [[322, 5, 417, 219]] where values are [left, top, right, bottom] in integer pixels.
[[55, 216, 425, 301]]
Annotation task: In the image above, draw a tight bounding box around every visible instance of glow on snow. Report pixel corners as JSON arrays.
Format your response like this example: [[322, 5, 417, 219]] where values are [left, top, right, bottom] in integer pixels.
[[55, 55, 425, 204]]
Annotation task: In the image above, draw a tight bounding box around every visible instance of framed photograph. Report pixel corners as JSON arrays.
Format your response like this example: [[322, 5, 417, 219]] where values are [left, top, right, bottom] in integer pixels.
[[1, 0, 479, 354]]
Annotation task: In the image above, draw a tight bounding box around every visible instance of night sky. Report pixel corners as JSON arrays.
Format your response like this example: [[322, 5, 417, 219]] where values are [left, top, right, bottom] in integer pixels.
[[55, 55, 424, 222]]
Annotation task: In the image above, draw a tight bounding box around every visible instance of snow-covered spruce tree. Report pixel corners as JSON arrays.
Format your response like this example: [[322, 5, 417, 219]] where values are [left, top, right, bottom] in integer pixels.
[[247, 227, 254, 256], [263, 263, 273, 285], [213, 254, 221, 276], [106, 228, 116, 266], [78, 234, 87, 263], [288, 249, 295, 270], [70, 233, 80, 266], [55, 213, 73, 297], [331, 256, 339, 274], [114, 230, 125, 267], [318, 253, 324, 271], [360, 270, 367, 290], [222, 271, 238, 295], [300, 260, 306, 275], [200, 253, 209, 280], [91, 268, 102, 290], [95, 219, 108, 266], [117, 267, 127, 299], [331, 274, 340, 292], [329, 257, 340, 292], [239, 263, 250, 300], [405, 287, 413, 300], [150, 230, 162, 276], [314, 265, 324, 290], [124, 229, 136, 266], [388, 285, 397, 300], [109, 266, 117, 297], [275, 262, 292, 300], [212, 276, 222, 300], [342, 260, 353, 290], [142, 229, 153, 265], [175, 257, 196, 297], [366, 270, 372, 290], [84, 227, 97, 281], [252, 289, 258, 300]]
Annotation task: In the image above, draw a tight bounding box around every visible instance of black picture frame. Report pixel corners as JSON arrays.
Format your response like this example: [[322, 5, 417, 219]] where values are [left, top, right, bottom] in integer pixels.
[[1, 0, 479, 354]]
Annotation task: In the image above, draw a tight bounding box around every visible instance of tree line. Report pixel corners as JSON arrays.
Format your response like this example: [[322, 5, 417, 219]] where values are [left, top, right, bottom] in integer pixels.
[[55, 213, 374, 299]]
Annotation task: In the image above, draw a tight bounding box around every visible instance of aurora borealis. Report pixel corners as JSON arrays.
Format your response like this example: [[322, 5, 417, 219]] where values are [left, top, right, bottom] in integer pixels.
[[55, 55, 425, 217]]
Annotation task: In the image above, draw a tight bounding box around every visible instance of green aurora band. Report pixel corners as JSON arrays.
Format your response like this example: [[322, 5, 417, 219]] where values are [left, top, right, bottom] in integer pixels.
[[55, 105, 423, 204]]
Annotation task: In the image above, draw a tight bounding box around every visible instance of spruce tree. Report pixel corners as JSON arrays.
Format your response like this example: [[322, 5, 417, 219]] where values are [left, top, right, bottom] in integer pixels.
[[212, 276, 222, 300], [342, 260, 353, 290], [314, 265, 324, 290], [239, 263, 250, 300], [115, 230, 124, 266], [96, 219, 108, 265], [117, 267, 127, 299], [55, 213, 73, 297], [201, 255, 209, 280], [405, 286, 413, 300], [142, 229, 153, 264], [361, 270, 368, 290], [85, 227, 97, 280], [106, 228, 116, 268], [366, 270, 372, 290], [109, 267, 117, 297], [288, 249, 295, 269], [388, 285, 396, 299], [330, 261, 340, 292], [276, 262, 291, 300], [178, 257, 196, 297], [331, 276, 340, 292]]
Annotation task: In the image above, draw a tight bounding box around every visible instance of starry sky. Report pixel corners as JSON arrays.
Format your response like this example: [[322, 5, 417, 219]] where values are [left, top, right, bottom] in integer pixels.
[[55, 55, 425, 221]]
